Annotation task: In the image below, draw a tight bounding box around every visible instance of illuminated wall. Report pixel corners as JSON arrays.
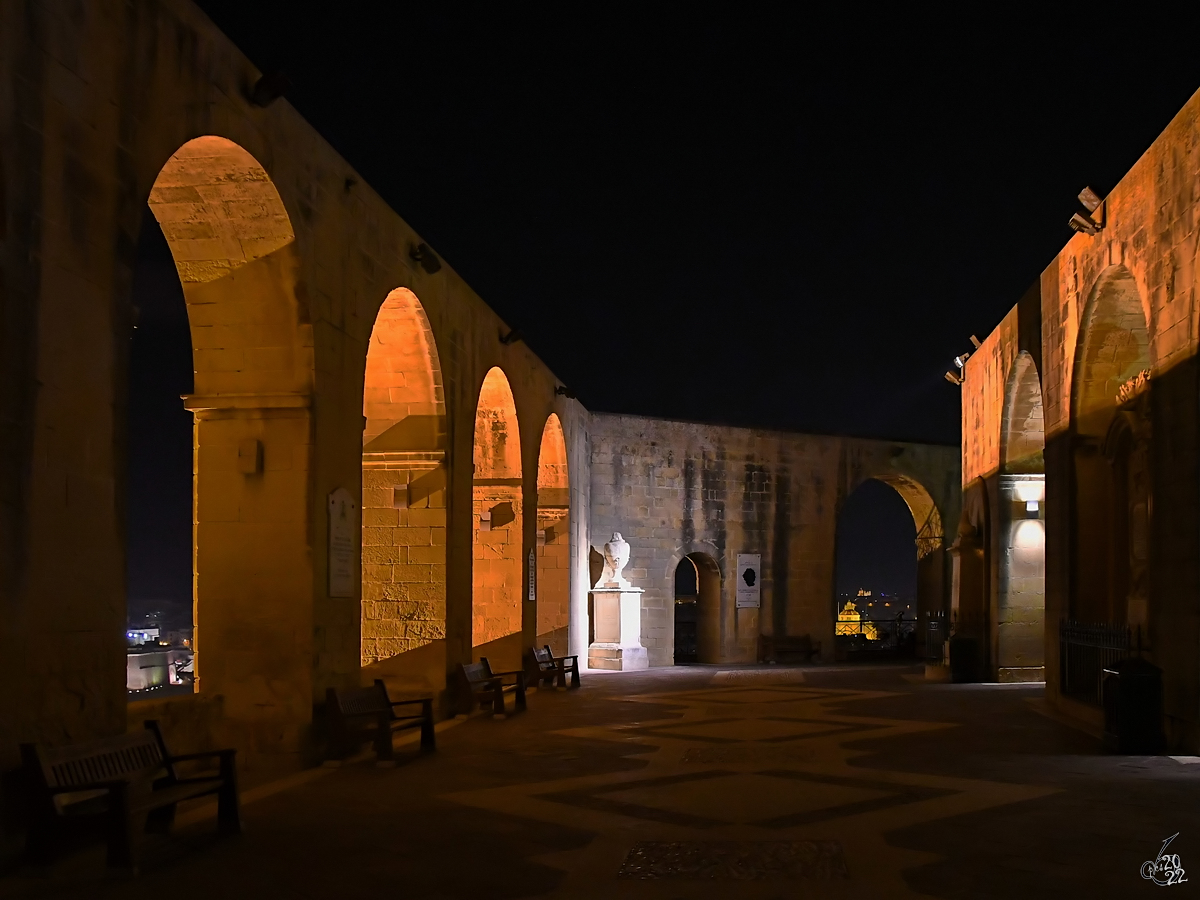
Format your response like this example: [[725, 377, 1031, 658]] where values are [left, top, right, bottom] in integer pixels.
[[535, 415, 570, 655], [361, 288, 447, 674], [472, 368, 523, 667]]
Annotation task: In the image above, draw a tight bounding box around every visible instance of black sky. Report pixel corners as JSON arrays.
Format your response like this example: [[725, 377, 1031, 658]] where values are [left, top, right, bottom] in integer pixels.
[[129, 5, 1200, 613]]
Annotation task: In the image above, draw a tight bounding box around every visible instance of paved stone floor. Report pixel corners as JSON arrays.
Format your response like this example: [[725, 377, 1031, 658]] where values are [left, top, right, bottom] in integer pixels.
[[8, 663, 1200, 898]]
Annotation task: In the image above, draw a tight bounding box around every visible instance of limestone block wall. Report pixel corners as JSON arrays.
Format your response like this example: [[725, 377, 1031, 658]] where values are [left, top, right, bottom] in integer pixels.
[[588, 414, 960, 667], [536, 515, 571, 654], [360, 457, 447, 665]]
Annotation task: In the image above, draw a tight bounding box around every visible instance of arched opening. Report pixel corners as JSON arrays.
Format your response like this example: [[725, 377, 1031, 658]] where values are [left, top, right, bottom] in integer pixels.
[[1070, 266, 1152, 630], [361, 287, 447, 691], [673, 556, 699, 664], [672, 552, 721, 664], [138, 137, 312, 731], [125, 210, 194, 698], [535, 414, 569, 655], [833, 479, 927, 660], [472, 367, 523, 669], [997, 352, 1046, 681]]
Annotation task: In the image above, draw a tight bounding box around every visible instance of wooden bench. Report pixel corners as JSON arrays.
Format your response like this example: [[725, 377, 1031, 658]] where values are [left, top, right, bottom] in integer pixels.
[[529, 645, 581, 690], [325, 679, 435, 763], [20, 720, 239, 873], [761, 634, 822, 664], [459, 658, 527, 717]]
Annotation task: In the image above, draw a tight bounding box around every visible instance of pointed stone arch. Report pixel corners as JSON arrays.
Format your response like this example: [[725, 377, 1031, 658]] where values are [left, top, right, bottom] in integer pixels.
[[1070, 264, 1152, 628], [997, 351, 1045, 681]]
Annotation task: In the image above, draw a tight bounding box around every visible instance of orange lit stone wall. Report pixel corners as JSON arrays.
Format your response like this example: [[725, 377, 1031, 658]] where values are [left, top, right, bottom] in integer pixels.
[[0, 0, 590, 785], [588, 414, 960, 667], [471, 369, 524, 665], [536, 415, 570, 654], [962, 85, 1200, 747]]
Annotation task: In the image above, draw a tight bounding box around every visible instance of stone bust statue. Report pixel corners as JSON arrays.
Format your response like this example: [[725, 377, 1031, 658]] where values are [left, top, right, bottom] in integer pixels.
[[597, 532, 632, 588]]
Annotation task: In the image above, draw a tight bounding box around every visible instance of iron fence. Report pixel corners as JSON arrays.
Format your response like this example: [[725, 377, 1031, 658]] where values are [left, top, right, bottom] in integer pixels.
[[1060, 620, 1134, 706]]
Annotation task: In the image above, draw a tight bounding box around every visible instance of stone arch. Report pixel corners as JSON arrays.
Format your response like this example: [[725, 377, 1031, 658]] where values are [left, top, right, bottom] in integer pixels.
[[1070, 265, 1152, 628], [535, 414, 570, 654], [359, 288, 447, 691], [141, 136, 314, 726], [472, 367, 524, 668], [996, 352, 1045, 681], [684, 551, 723, 664], [867, 474, 944, 563]]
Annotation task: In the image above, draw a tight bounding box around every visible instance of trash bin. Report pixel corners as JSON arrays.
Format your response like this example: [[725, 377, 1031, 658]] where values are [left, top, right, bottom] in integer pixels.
[[948, 636, 979, 683], [1102, 656, 1165, 754]]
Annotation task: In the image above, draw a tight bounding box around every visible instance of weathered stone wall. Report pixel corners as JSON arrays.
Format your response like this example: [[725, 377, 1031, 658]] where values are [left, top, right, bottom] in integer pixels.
[[0, 0, 587, 784], [962, 85, 1200, 747], [588, 414, 960, 667]]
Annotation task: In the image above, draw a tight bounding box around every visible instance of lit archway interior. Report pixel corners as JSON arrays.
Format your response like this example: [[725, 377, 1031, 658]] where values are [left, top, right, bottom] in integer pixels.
[[472, 367, 523, 667], [144, 136, 311, 707], [997, 351, 1045, 680], [1070, 265, 1152, 628], [361, 287, 446, 685], [535, 414, 569, 655]]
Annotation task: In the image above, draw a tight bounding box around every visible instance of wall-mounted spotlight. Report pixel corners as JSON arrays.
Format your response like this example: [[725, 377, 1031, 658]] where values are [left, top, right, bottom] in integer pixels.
[[499, 328, 522, 345], [249, 71, 290, 107], [969, 334, 982, 349], [945, 371, 963, 386], [1068, 185, 1104, 235], [555, 385, 576, 399], [409, 242, 442, 274]]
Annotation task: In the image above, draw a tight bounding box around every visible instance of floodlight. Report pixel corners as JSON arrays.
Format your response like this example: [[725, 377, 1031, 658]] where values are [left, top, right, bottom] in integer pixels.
[[249, 71, 290, 107], [409, 242, 442, 274], [1078, 186, 1102, 212], [1069, 212, 1101, 235]]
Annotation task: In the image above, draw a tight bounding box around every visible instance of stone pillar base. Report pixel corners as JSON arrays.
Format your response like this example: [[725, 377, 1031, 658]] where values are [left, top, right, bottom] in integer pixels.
[[588, 643, 649, 671]]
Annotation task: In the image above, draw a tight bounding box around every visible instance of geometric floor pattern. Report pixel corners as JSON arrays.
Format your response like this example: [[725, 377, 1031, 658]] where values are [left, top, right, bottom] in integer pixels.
[[444, 676, 1059, 898]]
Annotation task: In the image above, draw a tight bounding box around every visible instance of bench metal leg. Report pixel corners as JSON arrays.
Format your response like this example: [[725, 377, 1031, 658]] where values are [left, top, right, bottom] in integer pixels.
[[217, 751, 242, 835], [492, 689, 507, 718], [569, 664, 580, 689], [105, 782, 140, 874], [419, 700, 436, 752], [515, 682, 527, 711]]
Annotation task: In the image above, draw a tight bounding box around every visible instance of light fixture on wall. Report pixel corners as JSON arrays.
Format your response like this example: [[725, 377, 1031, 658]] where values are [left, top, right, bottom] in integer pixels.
[[249, 71, 290, 107], [409, 242, 442, 274], [499, 328, 523, 345], [1068, 186, 1104, 235], [555, 385, 576, 399]]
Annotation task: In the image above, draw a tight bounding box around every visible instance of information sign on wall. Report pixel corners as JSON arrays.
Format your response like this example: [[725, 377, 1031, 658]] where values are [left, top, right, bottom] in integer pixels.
[[736, 553, 761, 609], [328, 487, 358, 598], [528, 548, 537, 604]]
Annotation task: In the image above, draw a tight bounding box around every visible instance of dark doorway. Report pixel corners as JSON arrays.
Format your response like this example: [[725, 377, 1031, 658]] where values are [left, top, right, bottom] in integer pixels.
[[674, 557, 698, 664]]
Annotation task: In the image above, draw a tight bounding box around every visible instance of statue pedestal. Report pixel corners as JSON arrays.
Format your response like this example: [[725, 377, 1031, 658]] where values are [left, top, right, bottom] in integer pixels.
[[588, 587, 648, 670]]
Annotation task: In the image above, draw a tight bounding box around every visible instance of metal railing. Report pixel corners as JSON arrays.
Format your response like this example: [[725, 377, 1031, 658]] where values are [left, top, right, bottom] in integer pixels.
[[1060, 620, 1134, 706], [834, 616, 917, 658], [924, 612, 948, 664]]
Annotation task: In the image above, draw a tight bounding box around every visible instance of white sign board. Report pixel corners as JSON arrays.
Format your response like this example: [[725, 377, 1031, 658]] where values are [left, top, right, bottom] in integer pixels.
[[328, 487, 358, 598], [736, 553, 761, 609]]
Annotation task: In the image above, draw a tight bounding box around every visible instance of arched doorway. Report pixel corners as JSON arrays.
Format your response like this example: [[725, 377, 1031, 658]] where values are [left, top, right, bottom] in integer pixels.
[[833, 478, 928, 660], [1070, 266, 1152, 631], [672, 552, 721, 664], [535, 415, 569, 655], [143, 136, 312, 729], [673, 556, 699, 664], [361, 288, 446, 690], [125, 209, 194, 698], [472, 368, 523, 669], [998, 352, 1045, 681]]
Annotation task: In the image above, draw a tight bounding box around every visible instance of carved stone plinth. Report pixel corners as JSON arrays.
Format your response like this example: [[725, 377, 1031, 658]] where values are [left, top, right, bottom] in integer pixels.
[[588, 588, 648, 671]]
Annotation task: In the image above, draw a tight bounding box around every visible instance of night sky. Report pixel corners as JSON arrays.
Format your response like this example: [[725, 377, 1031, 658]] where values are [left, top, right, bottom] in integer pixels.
[[128, 5, 1200, 619]]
